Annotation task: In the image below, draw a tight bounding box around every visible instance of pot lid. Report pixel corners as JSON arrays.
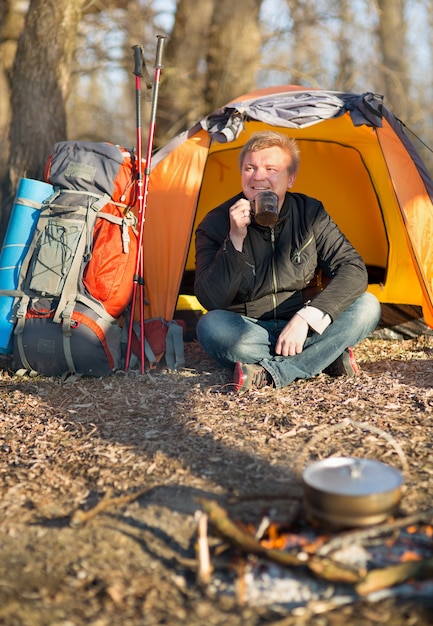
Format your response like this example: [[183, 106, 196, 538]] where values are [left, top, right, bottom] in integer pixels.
[[302, 457, 403, 496]]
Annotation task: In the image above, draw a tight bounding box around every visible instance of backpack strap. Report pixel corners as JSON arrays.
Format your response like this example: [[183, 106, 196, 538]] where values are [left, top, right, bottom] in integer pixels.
[[0, 289, 22, 297], [133, 320, 158, 364], [60, 301, 77, 373], [165, 321, 185, 370], [14, 195, 50, 210], [97, 210, 137, 253], [75, 293, 116, 322], [13, 294, 32, 371]]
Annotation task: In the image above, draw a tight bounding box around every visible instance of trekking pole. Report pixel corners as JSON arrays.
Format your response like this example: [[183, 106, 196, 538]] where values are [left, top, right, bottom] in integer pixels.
[[124, 44, 147, 373], [125, 36, 166, 373]]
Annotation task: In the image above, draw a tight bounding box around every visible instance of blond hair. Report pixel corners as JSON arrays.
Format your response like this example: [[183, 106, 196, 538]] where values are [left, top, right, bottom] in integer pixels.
[[238, 131, 300, 176]]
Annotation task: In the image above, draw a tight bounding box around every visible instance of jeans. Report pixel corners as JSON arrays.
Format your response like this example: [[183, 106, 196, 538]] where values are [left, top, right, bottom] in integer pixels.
[[196, 292, 381, 389]]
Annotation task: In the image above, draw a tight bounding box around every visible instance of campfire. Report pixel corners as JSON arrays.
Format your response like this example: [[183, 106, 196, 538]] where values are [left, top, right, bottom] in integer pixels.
[[195, 499, 433, 616]]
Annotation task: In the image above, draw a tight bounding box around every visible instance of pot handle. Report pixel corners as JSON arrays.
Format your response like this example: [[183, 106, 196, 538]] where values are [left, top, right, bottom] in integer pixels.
[[295, 417, 409, 481]]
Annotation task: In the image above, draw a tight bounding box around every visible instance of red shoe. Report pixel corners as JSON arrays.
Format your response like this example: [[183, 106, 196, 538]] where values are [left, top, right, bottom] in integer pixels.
[[232, 361, 271, 393], [324, 347, 359, 377]]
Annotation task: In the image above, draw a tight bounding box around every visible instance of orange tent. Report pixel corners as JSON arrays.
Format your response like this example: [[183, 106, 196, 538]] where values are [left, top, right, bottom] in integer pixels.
[[143, 86, 433, 328]]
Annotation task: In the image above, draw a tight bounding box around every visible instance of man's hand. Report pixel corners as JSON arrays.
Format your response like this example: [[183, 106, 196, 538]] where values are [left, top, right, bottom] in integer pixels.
[[229, 198, 251, 251], [275, 314, 309, 356]]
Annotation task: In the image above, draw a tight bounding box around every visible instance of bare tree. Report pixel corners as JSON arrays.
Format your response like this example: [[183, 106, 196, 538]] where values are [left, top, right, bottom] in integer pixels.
[[156, 0, 214, 144], [66, 0, 156, 147], [334, 0, 357, 90], [375, 0, 410, 119], [0, 0, 26, 183], [204, 0, 263, 111], [0, 0, 84, 235], [156, 0, 264, 144], [285, 0, 325, 86]]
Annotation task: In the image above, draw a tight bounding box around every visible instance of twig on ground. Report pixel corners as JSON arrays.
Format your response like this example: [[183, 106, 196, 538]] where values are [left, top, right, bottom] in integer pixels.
[[196, 511, 213, 586], [69, 486, 151, 526]]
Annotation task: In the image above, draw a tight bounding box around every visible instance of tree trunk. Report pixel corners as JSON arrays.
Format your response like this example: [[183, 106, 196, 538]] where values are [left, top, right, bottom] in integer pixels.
[[3, 0, 84, 234], [156, 0, 214, 144], [334, 0, 356, 91], [375, 0, 409, 120], [204, 0, 263, 111], [156, 0, 263, 145], [286, 0, 323, 86], [0, 0, 25, 191]]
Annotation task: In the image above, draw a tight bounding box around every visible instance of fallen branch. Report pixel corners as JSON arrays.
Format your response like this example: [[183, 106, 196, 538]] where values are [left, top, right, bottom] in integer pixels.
[[70, 486, 151, 526], [196, 498, 365, 584], [316, 507, 433, 557], [196, 511, 213, 586], [356, 556, 433, 595]]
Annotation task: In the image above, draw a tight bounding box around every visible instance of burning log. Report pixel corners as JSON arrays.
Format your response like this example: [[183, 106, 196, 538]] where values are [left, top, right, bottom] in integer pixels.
[[196, 498, 365, 583], [356, 556, 433, 595], [197, 498, 433, 597], [316, 507, 433, 557]]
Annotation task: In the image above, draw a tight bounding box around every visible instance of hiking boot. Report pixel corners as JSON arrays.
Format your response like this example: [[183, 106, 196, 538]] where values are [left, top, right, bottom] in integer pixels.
[[323, 347, 359, 378], [232, 361, 271, 393]]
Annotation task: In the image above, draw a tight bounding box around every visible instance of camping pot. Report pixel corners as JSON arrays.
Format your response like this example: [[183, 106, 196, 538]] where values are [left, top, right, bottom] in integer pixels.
[[302, 456, 404, 528]]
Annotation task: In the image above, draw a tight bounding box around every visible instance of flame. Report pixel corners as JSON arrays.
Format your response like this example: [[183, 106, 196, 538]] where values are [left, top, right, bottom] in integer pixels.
[[400, 550, 422, 562], [259, 522, 330, 552], [407, 525, 418, 534], [424, 525, 433, 537]]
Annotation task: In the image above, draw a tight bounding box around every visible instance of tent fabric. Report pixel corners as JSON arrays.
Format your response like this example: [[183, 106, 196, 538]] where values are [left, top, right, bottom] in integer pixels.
[[143, 85, 433, 329], [374, 304, 433, 340], [200, 91, 384, 139]]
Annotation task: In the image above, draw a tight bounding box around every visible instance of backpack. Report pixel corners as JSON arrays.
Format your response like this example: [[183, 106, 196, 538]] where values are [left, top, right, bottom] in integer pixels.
[[11, 141, 139, 377]]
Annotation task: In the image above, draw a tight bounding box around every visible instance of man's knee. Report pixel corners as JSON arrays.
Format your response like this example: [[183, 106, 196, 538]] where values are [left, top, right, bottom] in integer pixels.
[[359, 292, 382, 325], [196, 310, 228, 344]]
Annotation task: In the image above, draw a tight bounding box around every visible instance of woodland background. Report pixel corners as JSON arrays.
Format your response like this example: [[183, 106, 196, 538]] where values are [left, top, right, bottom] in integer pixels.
[[1, 0, 433, 240]]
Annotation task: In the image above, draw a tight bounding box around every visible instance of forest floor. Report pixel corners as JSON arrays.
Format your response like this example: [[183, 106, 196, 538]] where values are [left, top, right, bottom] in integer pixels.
[[0, 334, 433, 625]]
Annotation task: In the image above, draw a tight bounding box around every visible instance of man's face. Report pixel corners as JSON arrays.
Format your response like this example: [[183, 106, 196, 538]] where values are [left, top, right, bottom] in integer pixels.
[[241, 146, 296, 209]]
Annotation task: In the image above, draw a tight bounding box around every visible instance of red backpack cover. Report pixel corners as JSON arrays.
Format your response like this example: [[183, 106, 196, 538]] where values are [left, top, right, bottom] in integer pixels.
[[44, 142, 139, 318]]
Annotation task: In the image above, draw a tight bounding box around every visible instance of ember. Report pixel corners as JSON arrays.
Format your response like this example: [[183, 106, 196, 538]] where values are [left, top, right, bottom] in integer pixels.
[[198, 499, 433, 615], [262, 519, 433, 570]]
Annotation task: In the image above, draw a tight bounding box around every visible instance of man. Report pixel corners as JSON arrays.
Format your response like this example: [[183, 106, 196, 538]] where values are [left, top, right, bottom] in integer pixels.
[[194, 131, 381, 392]]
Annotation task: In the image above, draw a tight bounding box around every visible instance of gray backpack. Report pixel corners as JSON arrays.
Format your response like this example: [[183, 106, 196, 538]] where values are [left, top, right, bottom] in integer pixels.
[[9, 141, 139, 377]]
